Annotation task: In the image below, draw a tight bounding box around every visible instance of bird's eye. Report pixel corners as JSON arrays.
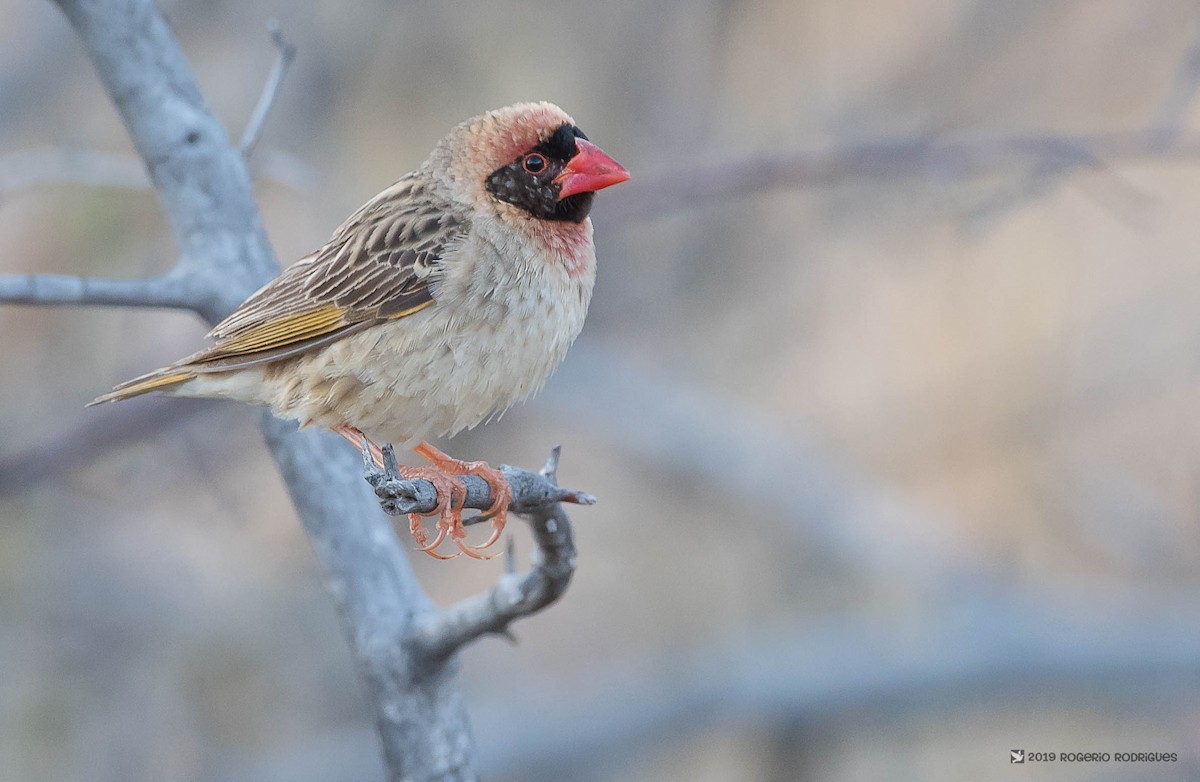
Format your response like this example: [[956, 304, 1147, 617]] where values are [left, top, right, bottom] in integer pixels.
[[522, 154, 547, 174]]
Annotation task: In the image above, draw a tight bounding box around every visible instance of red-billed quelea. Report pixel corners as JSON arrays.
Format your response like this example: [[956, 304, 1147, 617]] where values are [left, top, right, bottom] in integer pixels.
[[90, 102, 630, 559]]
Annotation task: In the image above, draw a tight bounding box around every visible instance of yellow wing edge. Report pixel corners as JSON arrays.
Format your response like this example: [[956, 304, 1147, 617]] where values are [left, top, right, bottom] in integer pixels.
[[87, 370, 196, 406], [87, 300, 436, 407]]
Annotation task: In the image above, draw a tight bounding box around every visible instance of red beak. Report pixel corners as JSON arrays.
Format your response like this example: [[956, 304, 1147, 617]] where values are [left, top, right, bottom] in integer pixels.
[[554, 139, 630, 199]]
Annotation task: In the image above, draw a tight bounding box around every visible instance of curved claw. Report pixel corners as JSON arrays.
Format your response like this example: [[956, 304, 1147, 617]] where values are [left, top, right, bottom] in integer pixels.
[[411, 515, 448, 553], [453, 534, 500, 560], [456, 524, 505, 555], [414, 521, 458, 558], [413, 441, 511, 556], [403, 466, 467, 559], [421, 543, 459, 561], [464, 486, 509, 555]]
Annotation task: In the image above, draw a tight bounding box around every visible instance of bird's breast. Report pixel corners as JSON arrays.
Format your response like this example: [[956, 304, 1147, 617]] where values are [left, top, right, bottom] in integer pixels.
[[336, 231, 595, 443]]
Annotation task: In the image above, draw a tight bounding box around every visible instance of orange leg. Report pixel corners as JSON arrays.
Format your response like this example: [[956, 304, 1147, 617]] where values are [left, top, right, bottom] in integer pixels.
[[333, 423, 384, 468], [412, 442, 511, 559]]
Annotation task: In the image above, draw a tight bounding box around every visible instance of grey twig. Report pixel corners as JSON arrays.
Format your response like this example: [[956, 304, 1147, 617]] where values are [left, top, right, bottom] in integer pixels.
[[0, 271, 200, 310], [364, 443, 595, 517], [239, 20, 296, 158], [1150, 20, 1200, 147], [597, 129, 1200, 230], [363, 445, 589, 660], [390, 446, 584, 662]]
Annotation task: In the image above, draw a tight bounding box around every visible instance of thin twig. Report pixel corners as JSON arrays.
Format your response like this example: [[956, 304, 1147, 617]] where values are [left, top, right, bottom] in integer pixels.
[[399, 447, 583, 662], [0, 271, 200, 310], [364, 444, 595, 517], [239, 20, 296, 158], [596, 129, 1200, 229], [1150, 19, 1200, 147]]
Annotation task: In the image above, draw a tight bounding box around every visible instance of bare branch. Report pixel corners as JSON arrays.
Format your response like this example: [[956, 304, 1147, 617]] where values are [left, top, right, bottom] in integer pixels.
[[1150, 20, 1200, 147], [364, 445, 594, 517], [260, 417, 475, 778], [51, 0, 279, 321], [239, 20, 296, 158], [597, 130, 1200, 229], [396, 447, 585, 662], [0, 271, 200, 310]]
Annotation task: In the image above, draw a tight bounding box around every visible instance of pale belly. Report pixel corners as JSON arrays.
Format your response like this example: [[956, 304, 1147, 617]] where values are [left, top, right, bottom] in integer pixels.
[[247, 274, 590, 445]]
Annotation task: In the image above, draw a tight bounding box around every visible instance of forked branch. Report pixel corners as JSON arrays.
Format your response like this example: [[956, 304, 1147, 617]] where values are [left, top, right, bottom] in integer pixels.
[[367, 445, 588, 662]]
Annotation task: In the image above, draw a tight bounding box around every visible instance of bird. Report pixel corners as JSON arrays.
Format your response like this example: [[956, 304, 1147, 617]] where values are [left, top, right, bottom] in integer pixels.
[[90, 102, 629, 559]]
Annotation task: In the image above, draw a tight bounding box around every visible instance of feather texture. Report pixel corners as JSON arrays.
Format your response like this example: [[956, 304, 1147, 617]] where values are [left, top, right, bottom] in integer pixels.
[[91, 173, 467, 404]]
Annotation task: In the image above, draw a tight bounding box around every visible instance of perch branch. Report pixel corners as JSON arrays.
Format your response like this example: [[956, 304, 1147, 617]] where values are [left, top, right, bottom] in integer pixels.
[[373, 446, 589, 661], [364, 444, 595, 517], [239, 20, 295, 158]]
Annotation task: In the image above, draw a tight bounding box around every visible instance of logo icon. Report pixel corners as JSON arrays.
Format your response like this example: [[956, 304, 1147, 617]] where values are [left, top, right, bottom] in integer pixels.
[[1011, 750, 1025, 764]]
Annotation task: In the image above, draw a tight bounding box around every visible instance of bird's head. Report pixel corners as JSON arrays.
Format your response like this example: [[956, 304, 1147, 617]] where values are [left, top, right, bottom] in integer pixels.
[[433, 102, 630, 225]]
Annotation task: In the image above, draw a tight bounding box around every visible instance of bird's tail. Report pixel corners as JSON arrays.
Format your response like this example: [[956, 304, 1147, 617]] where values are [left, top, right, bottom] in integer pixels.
[[87, 368, 196, 406]]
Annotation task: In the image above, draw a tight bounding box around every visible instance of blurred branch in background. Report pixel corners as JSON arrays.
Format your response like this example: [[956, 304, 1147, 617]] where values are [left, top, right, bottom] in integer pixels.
[[473, 591, 1200, 778], [1150, 18, 1200, 145], [206, 590, 1200, 780], [238, 19, 295, 158], [599, 128, 1200, 231], [544, 342, 978, 590]]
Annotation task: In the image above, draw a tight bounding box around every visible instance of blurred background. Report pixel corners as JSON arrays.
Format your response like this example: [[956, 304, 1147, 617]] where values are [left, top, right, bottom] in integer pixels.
[[3, 0, 1200, 780]]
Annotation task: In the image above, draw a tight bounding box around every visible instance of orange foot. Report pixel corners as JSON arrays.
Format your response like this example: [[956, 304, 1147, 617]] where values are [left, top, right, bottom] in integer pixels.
[[333, 425, 510, 560], [411, 442, 511, 560]]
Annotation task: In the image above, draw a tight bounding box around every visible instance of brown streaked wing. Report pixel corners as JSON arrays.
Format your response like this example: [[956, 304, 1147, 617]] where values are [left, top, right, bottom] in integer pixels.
[[175, 173, 468, 371]]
